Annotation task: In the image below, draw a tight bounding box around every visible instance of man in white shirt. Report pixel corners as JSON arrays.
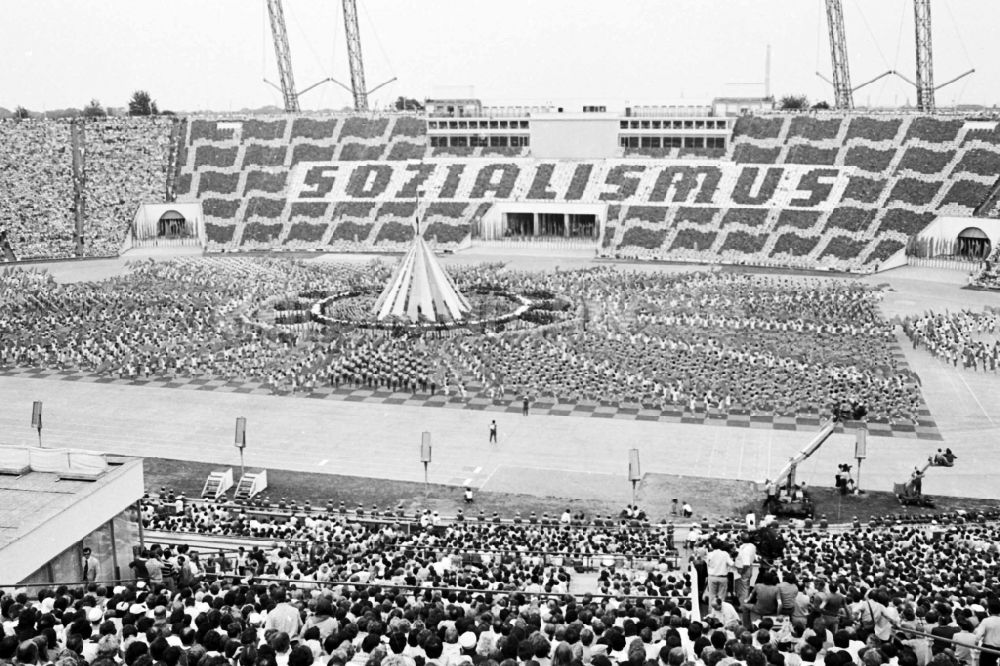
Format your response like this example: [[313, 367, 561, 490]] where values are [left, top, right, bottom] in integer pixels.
[[705, 541, 734, 602], [734, 536, 758, 604], [710, 596, 742, 632]]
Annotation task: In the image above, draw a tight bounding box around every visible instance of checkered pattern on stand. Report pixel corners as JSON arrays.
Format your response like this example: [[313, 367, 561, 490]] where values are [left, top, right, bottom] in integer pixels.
[[0, 361, 942, 440]]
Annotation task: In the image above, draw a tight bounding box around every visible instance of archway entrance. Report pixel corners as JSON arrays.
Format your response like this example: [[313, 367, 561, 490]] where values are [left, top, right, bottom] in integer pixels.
[[157, 210, 189, 238], [957, 227, 991, 259]]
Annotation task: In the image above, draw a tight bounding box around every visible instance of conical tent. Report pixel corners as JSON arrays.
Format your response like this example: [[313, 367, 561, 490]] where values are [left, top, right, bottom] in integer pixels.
[[371, 235, 472, 323]]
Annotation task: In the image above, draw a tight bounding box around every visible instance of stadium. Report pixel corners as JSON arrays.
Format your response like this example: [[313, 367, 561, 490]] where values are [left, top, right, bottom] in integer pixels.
[[2, 2, 1000, 666]]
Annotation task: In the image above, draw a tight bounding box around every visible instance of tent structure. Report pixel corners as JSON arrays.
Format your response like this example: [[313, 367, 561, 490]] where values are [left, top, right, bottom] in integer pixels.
[[371, 235, 472, 323]]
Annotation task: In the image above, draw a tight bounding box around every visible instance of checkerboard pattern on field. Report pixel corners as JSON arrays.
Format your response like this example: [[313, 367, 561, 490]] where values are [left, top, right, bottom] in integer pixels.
[[0, 359, 941, 441]]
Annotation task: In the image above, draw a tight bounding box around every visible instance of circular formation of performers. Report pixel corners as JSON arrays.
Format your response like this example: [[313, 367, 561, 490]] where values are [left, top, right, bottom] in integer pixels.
[[0, 259, 928, 424]]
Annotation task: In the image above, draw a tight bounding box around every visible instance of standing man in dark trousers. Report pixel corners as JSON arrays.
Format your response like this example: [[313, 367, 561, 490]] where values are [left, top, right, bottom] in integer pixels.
[[522, 394, 530, 416], [489, 420, 497, 444]]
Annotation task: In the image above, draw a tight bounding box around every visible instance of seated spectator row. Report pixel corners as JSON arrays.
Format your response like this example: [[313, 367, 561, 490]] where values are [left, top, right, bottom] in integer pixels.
[[4, 499, 1000, 666]]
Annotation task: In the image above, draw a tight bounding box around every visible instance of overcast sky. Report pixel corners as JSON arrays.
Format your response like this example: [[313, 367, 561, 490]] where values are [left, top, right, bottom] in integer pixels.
[[1, 0, 996, 112]]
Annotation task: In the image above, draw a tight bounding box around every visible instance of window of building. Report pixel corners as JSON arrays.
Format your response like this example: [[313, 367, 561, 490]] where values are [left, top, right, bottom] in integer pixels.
[[450, 136, 468, 147], [684, 121, 694, 129], [695, 121, 705, 129], [668, 136, 683, 147], [652, 120, 662, 130], [520, 120, 529, 129], [707, 137, 726, 149], [620, 121, 628, 130], [430, 136, 447, 147], [630, 121, 640, 129], [641, 120, 651, 129], [499, 120, 509, 129], [628, 136, 639, 148]]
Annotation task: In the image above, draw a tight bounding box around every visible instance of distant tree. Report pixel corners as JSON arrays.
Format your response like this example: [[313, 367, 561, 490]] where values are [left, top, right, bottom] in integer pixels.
[[82, 99, 106, 118], [779, 95, 809, 110], [394, 96, 425, 112], [14, 106, 31, 119], [128, 90, 158, 116], [811, 100, 831, 110]]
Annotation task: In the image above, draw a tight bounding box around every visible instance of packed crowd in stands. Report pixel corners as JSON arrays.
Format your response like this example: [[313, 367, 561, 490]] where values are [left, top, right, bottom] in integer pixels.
[[0, 259, 926, 424], [5, 493, 1000, 666], [0, 120, 76, 259], [0, 118, 171, 261], [901, 311, 1000, 372], [970, 251, 1000, 291]]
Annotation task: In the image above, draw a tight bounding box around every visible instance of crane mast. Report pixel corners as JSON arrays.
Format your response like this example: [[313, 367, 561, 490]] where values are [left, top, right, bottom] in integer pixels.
[[825, 0, 854, 110], [913, 0, 935, 112], [342, 0, 370, 112], [266, 0, 300, 113]]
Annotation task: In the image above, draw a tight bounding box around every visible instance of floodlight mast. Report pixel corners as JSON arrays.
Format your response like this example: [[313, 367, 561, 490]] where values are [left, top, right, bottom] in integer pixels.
[[342, 0, 369, 112], [825, 0, 854, 110], [263, 0, 397, 113], [913, 0, 935, 112], [266, 0, 300, 113]]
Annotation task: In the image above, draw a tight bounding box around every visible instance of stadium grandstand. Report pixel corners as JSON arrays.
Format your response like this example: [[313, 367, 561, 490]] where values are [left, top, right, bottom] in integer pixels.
[[4, 105, 1000, 273], [6, 1, 1000, 661]]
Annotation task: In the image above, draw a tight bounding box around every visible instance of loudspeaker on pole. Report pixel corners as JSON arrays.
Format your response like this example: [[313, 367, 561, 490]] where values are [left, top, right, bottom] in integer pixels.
[[421, 432, 432, 463], [628, 449, 641, 482], [31, 401, 42, 431], [235, 417, 247, 449]]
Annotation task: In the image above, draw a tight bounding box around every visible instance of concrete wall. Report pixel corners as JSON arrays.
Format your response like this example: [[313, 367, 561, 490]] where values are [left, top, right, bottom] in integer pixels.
[[530, 115, 620, 159]]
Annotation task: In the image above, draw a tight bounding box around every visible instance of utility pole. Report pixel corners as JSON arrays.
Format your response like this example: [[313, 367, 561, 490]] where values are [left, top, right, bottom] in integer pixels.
[[342, 0, 369, 112], [914, 0, 935, 112], [825, 0, 854, 110], [266, 0, 300, 112]]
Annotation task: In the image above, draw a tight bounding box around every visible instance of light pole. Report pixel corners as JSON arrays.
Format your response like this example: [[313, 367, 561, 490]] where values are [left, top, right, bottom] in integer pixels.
[[235, 417, 247, 479], [628, 448, 641, 507], [421, 432, 432, 496], [31, 401, 42, 448]]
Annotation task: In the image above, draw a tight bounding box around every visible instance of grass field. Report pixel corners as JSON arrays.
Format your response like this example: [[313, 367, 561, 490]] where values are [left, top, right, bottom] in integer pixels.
[[143, 458, 1000, 524]]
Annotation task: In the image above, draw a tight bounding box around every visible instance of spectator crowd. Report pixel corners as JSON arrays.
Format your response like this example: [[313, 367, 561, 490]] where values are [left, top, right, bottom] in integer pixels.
[[0, 117, 171, 261], [4, 498, 1000, 666]]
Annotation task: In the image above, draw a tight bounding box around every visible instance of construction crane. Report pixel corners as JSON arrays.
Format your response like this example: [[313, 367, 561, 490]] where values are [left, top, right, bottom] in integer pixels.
[[824, 0, 854, 110], [266, 0, 300, 113]]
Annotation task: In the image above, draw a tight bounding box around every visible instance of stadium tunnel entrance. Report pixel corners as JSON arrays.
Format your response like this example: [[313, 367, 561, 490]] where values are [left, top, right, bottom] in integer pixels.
[[157, 210, 193, 238], [502, 211, 598, 239], [957, 226, 991, 259], [476, 201, 605, 242]]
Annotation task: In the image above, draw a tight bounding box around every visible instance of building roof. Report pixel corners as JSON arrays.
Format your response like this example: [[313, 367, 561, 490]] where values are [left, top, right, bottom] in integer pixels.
[[371, 234, 472, 323], [0, 455, 142, 552]]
